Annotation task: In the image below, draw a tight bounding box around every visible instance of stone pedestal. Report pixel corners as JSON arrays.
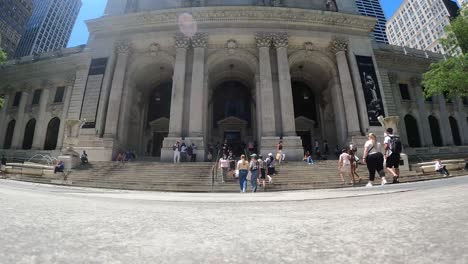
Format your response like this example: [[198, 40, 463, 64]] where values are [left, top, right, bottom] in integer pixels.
[[185, 137, 206, 162], [160, 137, 182, 162], [259, 136, 280, 158], [378, 115, 409, 171], [58, 153, 80, 170], [281, 136, 304, 161]]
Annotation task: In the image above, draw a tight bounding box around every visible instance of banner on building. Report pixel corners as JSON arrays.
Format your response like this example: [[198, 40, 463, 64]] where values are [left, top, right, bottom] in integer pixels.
[[356, 55, 385, 126], [80, 58, 108, 128]]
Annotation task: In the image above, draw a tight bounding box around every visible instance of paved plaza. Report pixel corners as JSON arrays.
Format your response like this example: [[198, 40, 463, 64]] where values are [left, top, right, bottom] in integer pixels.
[[1, 177, 468, 264]]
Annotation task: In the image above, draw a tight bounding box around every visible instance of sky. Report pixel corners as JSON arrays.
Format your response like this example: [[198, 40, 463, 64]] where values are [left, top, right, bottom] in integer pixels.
[[66, 0, 405, 48]]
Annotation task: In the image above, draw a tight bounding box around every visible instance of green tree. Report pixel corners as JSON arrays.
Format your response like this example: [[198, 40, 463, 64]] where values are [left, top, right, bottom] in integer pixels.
[[422, 5, 468, 99]]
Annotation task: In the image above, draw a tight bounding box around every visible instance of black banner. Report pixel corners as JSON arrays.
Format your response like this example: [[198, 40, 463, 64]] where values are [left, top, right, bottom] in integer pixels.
[[356, 56, 385, 126]]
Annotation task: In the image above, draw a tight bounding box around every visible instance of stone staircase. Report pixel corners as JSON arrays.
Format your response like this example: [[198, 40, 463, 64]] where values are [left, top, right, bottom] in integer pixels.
[[6, 160, 467, 193]]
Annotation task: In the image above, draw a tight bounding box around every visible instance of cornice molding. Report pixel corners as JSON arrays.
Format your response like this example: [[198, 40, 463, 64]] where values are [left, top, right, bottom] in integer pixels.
[[87, 7, 376, 35]]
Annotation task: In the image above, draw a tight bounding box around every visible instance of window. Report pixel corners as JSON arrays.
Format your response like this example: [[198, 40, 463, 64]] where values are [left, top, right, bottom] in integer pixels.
[[31, 89, 42, 105], [53, 87, 65, 103], [399, 84, 411, 100], [12, 92, 22, 107]]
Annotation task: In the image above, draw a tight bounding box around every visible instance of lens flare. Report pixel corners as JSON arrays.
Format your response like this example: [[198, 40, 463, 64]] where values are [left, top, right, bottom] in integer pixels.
[[178, 13, 198, 38]]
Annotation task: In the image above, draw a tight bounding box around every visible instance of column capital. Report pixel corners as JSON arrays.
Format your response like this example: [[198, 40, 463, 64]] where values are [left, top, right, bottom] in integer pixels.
[[115, 41, 133, 55], [272, 32, 288, 48], [174, 33, 191, 49], [191, 32, 208, 48], [329, 37, 348, 53], [387, 72, 399, 85], [255, 32, 272, 48], [410, 76, 422, 87]]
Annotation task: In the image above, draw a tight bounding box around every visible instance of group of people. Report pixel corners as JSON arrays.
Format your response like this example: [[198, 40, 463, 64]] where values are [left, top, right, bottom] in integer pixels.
[[233, 153, 276, 193], [116, 150, 137, 165], [172, 141, 198, 163]]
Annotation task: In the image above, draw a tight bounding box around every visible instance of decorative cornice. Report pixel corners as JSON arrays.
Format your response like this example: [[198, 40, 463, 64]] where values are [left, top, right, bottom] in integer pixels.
[[191, 32, 208, 48], [255, 32, 272, 48], [329, 37, 348, 53], [87, 7, 376, 35], [272, 32, 288, 48], [174, 33, 190, 49]]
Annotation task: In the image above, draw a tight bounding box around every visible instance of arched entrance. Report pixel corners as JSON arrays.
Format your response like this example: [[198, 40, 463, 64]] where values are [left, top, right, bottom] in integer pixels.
[[289, 50, 342, 152], [22, 119, 36, 150], [146, 82, 172, 157], [428, 115, 443, 147], [404, 115, 421, 148], [449, 116, 461, 146], [44, 117, 60, 150], [3, 120, 16, 149]]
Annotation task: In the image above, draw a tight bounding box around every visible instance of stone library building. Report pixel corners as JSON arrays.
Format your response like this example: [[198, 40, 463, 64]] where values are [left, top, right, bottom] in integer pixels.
[[0, 0, 467, 163]]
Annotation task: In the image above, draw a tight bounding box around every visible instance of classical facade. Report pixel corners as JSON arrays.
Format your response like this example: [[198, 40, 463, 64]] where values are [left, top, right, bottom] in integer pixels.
[[1, 0, 467, 162]]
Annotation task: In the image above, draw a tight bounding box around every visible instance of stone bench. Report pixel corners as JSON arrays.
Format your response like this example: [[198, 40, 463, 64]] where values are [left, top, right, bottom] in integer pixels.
[[417, 160, 465, 174]]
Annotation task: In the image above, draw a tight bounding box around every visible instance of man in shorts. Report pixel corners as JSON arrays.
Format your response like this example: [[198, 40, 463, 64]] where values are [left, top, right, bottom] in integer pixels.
[[384, 128, 400, 184]]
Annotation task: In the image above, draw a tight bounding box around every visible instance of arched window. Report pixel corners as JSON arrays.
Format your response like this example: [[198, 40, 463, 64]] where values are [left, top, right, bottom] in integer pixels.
[[428, 116, 443, 147], [449, 117, 462, 146], [22, 119, 36, 150], [3, 120, 16, 149], [404, 115, 421, 148], [44, 117, 60, 150]]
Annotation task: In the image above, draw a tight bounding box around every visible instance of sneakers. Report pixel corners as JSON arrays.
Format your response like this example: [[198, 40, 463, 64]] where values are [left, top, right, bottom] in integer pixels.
[[381, 177, 387, 186], [366, 182, 373, 187]]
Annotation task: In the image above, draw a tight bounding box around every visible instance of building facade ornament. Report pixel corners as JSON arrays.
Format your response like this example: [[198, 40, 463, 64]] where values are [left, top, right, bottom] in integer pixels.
[[174, 34, 191, 49], [387, 72, 398, 85], [272, 32, 288, 48], [149, 43, 161, 56], [226, 39, 239, 54], [329, 37, 348, 53], [115, 41, 132, 54], [255, 33, 272, 48], [191, 32, 208, 48]]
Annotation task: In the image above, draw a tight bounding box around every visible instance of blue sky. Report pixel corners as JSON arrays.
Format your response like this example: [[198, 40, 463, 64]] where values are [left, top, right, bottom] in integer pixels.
[[67, 0, 405, 47]]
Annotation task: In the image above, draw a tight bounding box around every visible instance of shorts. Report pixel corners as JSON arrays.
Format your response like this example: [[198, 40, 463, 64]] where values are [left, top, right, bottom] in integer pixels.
[[386, 153, 400, 168], [267, 167, 275, 176], [260, 168, 266, 179]]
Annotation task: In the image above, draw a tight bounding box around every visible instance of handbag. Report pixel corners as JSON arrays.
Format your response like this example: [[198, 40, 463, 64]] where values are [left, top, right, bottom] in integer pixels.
[[247, 171, 252, 181], [235, 169, 239, 178]]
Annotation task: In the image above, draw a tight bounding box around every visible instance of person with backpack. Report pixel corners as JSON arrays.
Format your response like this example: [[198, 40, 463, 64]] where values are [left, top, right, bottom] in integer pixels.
[[384, 128, 402, 184], [258, 155, 267, 190], [362, 133, 387, 187], [249, 154, 259, 192], [265, 153, 275, 184]]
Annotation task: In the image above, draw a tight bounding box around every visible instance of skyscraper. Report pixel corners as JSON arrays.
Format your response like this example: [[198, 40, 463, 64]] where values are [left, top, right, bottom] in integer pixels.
[[15, 0, 81, 58], [386, 0, 460, 55], [0, 0, 34, 58], [356, 0, 389, 44]]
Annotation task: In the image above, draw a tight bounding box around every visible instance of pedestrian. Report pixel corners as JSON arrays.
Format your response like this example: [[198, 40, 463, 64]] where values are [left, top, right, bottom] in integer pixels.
[[334, 145, 341, 159], [248, 141, 255, 156], [116, 151, 125, 167], [219, 155, 229, 182], [338, 148, 353, 185], [384, 128, 402, 184], [191, 142, 197, 162], [266, 153, 275, 184], [80, 150, 89, 165], [228, 151, 236, 172], [207, 151, 213, 162], [180, 141, 187, 162], [249, 154, 259, 192], [276, 140, 284, 164], [349, 148, 361, 183], [314, 139, 320, 158], [54, 160, 65, 174], [173, 141, 181, 163], [124, 151, 133, 162], [323, 140, 329, 156], [362, 133, 387, 187], [258, 155, 267, 190], [435, 159, 450, 177], [303, 151, 314, 165], [237, 154, 249, 193], [0, 155, 7, 177]]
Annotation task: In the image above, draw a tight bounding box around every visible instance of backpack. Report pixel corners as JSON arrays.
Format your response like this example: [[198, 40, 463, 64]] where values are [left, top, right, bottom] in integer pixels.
[[389, 136, 402, 154]]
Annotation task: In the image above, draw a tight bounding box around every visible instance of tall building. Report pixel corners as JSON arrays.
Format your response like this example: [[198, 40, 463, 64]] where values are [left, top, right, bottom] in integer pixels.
[[356, 0, 389, 44], [15, 0, 81, 57], [386, 0, 460, 54], [0, 0, 34, 58]]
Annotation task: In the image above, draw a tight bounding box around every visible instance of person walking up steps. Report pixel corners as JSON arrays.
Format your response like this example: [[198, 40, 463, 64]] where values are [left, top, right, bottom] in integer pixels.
[[237, 154, 249, 193], [266, 153, 275, 184], [362, 133, 387, 187], [338, 148, 353, 185], [258, 155, 267, 190], [384, 128, 402, 184], [249, 154, 259, 192]]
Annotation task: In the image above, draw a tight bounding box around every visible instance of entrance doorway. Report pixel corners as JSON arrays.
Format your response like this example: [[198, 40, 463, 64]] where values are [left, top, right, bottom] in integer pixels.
[[297, 131, 312, 154], [152, 132, 168, 157], [224, 131, 242, 155]]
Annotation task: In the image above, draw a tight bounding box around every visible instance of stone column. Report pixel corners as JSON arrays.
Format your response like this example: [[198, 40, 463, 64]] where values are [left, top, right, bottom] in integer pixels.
[[437, 95, 454, 146], [103, 42, 132, 139], [256, 33, 279, 156], [32, 89, 50, 149], [330, 38, 361, 137], [57, 83, 74, 150], [187, 32, 207, 161], [410, 77, 432, 147], [272, 33, 303, 160], [96, 52, 117, 137], [161, 34, 190, 162], [0, 93, 11, 148], [11, 91, 29, 149], [455, 98, 468, 145]]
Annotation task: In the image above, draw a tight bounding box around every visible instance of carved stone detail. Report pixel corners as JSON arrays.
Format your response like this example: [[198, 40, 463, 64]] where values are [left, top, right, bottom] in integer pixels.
[[174, 34, 190, 49], [330, 37, 348, 53], [226, 39, 238, 55], [149, 43, 160, 56], [387, 72, 398, 84], [115, 42, 132, 54], [255, 33, 272, 48], [272, 33, 288, 48], [191, 33, 208, 48]]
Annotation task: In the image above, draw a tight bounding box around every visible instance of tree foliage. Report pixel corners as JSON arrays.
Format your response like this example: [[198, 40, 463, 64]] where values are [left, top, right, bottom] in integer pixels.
[[422, 4, 468, 99]]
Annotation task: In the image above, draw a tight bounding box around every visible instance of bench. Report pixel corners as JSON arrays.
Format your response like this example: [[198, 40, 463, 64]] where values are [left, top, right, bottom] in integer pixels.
[[419, 160, 465, 174]]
